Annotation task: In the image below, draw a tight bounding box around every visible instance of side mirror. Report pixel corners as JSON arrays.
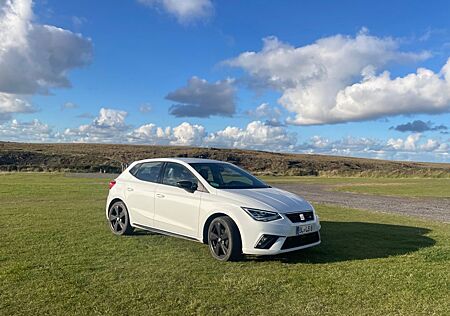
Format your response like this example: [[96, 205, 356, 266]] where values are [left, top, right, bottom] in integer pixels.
[[176, 180, 198, 192]]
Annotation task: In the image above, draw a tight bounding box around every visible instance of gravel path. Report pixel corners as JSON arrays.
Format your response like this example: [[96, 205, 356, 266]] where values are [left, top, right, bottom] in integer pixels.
[[275, 183, 450, 223], [67, 173, 449, 223]]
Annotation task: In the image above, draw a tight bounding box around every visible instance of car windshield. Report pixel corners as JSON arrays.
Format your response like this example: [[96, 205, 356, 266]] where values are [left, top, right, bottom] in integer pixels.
[[189, 162, 270, 189]]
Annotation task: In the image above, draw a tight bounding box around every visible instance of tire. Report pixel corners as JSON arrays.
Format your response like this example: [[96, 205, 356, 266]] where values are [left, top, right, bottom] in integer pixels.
[[108, 201, 134, 236], [207, 216, 242, 261]]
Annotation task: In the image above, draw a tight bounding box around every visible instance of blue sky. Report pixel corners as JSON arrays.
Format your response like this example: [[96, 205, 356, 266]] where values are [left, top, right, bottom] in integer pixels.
[[1, 0, 450, 162]]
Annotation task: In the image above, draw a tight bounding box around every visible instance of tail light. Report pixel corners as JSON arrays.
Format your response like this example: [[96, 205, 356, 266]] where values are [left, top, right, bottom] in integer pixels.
[[109, 180, 116, 190]]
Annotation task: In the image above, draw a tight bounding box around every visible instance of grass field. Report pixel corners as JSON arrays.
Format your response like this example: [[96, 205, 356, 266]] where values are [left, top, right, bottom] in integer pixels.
[[261, 176, 450, 198], [1, 173, 449, 315]]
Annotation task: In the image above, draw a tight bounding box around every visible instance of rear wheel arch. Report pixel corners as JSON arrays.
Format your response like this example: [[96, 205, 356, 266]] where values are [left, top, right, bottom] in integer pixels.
[[108, 198, 135, 224], [108, 198, 125, 212]]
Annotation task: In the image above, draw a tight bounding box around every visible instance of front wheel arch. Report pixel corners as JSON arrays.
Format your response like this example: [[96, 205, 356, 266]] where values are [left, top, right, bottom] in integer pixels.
[[202, 213, 227, 244], [207, 216, 242, 261], [202, 212, 243, 244]]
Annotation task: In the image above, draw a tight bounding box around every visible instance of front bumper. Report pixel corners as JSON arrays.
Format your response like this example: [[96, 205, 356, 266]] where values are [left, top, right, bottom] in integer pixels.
[[241, 215, 321, 255]]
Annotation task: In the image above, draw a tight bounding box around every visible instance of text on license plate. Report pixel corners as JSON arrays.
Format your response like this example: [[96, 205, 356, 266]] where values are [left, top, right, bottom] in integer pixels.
[[296, 224, 313, 235]]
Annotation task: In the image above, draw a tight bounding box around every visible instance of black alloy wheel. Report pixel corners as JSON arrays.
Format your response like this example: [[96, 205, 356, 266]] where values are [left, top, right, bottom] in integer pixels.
[[208, 216, 242, 261]]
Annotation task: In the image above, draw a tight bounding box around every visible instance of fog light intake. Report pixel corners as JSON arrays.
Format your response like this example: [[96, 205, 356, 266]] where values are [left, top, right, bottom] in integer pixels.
[[255, 234, 279, 249]]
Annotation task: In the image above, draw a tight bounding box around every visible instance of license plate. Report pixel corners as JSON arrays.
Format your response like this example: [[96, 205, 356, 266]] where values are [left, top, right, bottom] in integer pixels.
[[296, 224, 313, 235]]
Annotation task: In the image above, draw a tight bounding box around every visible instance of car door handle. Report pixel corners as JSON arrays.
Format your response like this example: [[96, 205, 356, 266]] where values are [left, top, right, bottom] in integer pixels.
[[127, 187, 134, 192], [156, 193, 165, 198]]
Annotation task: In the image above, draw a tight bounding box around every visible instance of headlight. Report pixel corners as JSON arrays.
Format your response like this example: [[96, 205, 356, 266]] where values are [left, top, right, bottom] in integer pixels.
[[242, 207, 282, 222]]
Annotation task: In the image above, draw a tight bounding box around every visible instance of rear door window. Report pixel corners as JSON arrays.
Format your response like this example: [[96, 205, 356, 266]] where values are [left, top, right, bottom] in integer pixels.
[[161, 162, 198, 187]]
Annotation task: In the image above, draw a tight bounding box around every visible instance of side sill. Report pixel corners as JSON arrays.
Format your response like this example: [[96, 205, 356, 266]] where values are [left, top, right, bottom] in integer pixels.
[[133, 223, 201, 242]]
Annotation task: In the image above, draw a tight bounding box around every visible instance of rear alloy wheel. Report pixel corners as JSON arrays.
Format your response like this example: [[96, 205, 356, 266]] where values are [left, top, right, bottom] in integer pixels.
[[208, 216, 242, 261], [108, 201, 134, 235]]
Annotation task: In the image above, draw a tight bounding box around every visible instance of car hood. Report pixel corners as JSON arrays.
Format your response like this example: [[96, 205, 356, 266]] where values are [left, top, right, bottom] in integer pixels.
[[216, 186, 312, 213]]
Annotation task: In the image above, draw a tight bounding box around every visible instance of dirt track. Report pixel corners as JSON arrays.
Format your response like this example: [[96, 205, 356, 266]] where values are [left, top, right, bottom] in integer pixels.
[[67, 173, 450, 223], [275, 183, 450, 223]]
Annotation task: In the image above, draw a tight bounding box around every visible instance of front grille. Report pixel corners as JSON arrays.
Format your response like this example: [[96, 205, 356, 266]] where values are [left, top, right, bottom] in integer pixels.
[[285, 211, 314, 223], [281, 232, 320, 250]]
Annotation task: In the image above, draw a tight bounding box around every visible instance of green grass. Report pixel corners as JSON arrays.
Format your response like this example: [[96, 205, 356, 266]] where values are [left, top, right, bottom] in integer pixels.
[[1, 173, 449, 315], [262, 176, 450, 198]]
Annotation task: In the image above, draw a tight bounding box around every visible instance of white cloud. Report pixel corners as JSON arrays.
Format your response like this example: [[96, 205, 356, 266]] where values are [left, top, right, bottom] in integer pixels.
[[0, 0, 92, 117], [128, 123, 171, 144], [0, 0, 93, 95], [297, 133, 449, 162], [129, 122, 206, 146], [6, 106, 447, 162], [63, 108, 129, 143], [309, 135, 331, 149], [206, 121, 296, 151], [64, 108, 207, 146], [330, 60, 450, 123], [420, 139, 440, 151], [171, 122, 206, 146], [167, 77, 236, 117], [387, 134, 421, 151], [93, 108, 128, 129], [138, 0, 213, 24], [383, 134, 449, 161], [386, 133, 447, 153], [0, 118, 55, 142], [226, 31, 443, 125], [60, 106, 293, 150], [298, 135, 384, 157], [0, 92, 34, 120]]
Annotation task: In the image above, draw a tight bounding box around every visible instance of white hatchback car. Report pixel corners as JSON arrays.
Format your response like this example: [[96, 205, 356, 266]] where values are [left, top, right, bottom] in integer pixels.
[[106, 158, 321, 261]]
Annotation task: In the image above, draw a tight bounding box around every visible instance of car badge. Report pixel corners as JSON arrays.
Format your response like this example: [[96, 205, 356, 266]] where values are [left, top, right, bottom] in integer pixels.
[[299, 213, 305, 221]]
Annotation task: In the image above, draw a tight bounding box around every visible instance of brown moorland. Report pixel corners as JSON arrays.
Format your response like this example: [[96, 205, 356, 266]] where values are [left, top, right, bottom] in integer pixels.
[[1, 141, 449, 177]]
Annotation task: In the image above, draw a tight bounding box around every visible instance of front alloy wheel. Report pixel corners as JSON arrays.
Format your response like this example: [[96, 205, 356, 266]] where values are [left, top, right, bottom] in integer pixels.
[[108, 201, 134, 235], [208, 216, 242, 261]]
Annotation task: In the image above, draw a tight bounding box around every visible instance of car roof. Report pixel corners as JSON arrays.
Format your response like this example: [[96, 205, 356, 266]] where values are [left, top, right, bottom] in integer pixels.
[[132, 157, 229, 165]]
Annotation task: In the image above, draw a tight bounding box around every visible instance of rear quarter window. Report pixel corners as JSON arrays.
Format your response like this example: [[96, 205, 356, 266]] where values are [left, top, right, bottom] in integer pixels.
[[129, 163, 141, 176]]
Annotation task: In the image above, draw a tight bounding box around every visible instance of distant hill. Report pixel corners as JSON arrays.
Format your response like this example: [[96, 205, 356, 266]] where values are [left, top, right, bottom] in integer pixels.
[[1, 142, 449, 177]]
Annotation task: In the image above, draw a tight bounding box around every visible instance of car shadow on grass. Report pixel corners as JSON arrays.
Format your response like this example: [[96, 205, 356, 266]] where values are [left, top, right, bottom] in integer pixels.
[[132, 230, 159, 237], [247, 221, 435, 264]]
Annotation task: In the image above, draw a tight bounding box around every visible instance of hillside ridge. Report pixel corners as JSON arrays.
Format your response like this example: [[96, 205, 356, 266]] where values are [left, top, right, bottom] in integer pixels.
[[1, 142, 449, 177]]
